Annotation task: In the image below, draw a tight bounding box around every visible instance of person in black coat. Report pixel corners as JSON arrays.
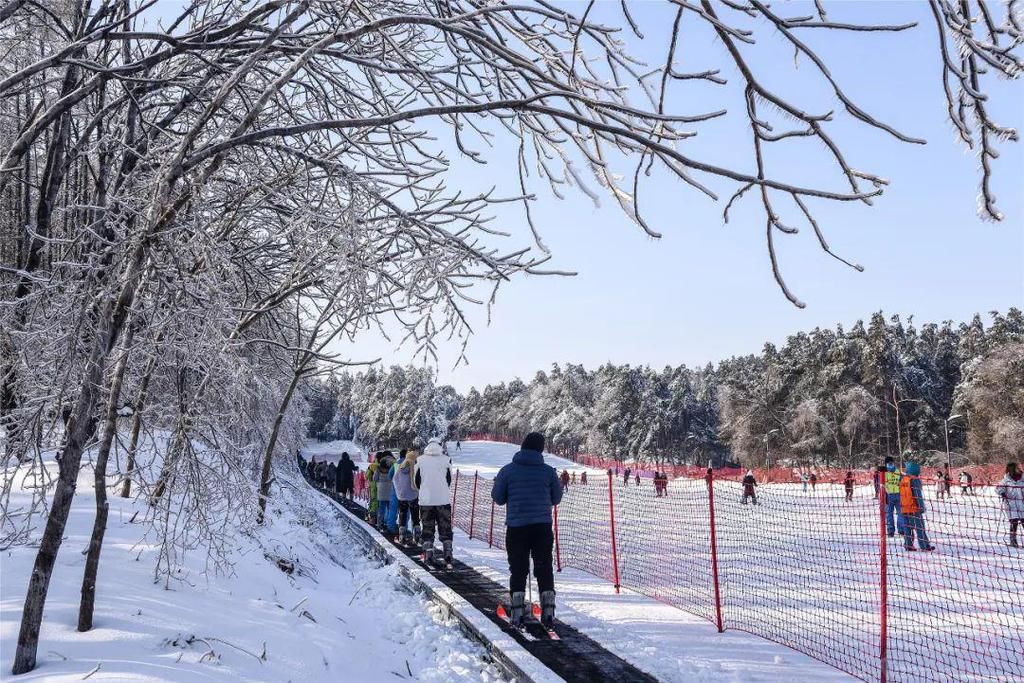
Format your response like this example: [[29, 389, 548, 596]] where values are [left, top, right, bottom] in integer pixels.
[[326, 462, 337, 491], [336, 452, 358, 499], [741, 470, 758, 505]]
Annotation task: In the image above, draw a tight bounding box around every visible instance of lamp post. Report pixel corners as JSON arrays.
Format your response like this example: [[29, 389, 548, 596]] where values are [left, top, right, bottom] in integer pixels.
[[764, 428, 780, 469], [944, 414, 963, 470]]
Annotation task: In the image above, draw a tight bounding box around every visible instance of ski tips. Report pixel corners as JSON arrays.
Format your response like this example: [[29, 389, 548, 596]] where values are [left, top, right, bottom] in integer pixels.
[[532, 603, 542, 618], [496, 605, 508, 619]]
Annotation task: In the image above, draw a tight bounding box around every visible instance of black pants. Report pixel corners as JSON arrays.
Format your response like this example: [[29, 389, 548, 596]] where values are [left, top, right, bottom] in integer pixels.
[[506, 523, 554, 595], [1011, 518, 1021, 543], [398, 499, 420, 529]]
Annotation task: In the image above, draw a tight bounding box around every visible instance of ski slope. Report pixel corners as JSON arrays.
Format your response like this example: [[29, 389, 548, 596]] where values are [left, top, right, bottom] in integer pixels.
[[445, 441, 852, 682], [445, 441, 1021, 683]]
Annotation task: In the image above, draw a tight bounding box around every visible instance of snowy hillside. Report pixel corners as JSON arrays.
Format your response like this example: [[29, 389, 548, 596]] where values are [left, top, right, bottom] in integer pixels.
[[0, 443, 504, 682]]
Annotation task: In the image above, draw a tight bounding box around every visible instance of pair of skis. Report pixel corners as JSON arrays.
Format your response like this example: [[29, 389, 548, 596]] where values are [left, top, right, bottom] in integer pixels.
[[495, 603, 560, 641], [418, 553, 454, 572]]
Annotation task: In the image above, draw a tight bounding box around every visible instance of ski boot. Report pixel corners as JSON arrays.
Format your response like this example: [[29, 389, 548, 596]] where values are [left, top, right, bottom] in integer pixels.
[[413, 525, 422, 548], [399, 528, 412, 547], [540, 591, 556, 629], [442, 540, 454, 569], [423, 544, 435, 568], [509, 591, 526, 627]]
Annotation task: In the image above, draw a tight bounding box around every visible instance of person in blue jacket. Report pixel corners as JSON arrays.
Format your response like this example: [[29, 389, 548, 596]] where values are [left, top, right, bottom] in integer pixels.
[[492, 432, 563, 628]]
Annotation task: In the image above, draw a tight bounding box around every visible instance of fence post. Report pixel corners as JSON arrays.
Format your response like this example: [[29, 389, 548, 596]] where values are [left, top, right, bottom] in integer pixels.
[[606, 471, 621, 594], [553, 504, 562, 572], [706, 467, 724, 633], [469, 471, 479, 539], [452, 469, 460, 524], [488, 499, 495, 548], [878, 471, 888, 683]]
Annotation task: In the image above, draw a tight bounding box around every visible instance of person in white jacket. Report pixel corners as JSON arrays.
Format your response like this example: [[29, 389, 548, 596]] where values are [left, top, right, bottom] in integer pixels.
[[996, 462, 1023, 548], [414, 439, 454, 567]]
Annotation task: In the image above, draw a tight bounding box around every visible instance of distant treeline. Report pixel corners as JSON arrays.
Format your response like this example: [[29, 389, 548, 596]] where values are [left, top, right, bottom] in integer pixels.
[[306, 310, 1024, 468]]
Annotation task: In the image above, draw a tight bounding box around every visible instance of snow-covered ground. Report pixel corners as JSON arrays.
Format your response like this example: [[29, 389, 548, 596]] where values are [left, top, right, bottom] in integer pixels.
[[0, 441, 505, 682], [441, 441, 1023, 683]]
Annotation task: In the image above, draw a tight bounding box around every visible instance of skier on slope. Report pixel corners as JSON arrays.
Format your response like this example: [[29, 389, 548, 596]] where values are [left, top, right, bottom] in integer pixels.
[[900, 460, 935, 551], [741, 470, 758, 505], [415, 439, 454, 568], [883, 457, 904, 538], [560, 469, 570, 491], [809, 472, 817, 492], [580, 471, 588, 486], [492, 432, 563, 628], [844, 471, 855, 502], [996, 462, 1023, 548], [393, 449, 421, 547]]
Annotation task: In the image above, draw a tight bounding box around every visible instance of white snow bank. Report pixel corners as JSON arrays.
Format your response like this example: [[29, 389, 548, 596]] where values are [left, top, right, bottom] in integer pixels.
[[0, 443, 505, 682]]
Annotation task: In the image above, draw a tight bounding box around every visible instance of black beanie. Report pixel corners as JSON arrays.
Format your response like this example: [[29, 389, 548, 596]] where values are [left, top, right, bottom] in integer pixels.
[[522, 432, 545, 453]]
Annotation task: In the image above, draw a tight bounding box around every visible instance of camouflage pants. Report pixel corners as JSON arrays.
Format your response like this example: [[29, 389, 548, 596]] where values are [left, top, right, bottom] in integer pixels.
[[420, 504, 452, 547]]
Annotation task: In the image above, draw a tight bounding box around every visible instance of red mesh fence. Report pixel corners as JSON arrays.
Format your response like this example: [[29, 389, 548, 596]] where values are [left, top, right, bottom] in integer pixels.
[[441, 458, 1023, 683]]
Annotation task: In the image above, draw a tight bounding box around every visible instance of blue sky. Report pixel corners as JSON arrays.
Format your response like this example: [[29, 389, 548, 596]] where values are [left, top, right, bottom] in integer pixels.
[[142, 1, 1021, 390], [333, 1, 1023, 391]]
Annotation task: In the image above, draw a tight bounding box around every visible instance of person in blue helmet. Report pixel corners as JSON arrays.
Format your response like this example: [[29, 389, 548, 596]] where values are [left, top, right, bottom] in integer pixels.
[[900, 460, 934, 551]]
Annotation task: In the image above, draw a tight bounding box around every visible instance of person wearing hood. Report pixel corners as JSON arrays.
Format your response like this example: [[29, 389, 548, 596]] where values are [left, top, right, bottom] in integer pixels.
[[899, 460, 934, 551], [336, 452, 358, 500], [996, 462, 1023, 548], [374, 451, 396, 532], [741, 470, 758, 505], [415, 439, 453, 567], [491, 432, 562, 628], [393, 449, 421, 546]]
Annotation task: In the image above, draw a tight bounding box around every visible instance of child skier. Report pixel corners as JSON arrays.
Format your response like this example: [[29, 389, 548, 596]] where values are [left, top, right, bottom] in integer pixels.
[[899, 461, 934, 551], [415, 439, 454, 568], [844, 471, 855, 502], [741, 470, 758, 505], [366, 458, 379, 523], [374, 452, 395, 532], [492, 432, 562, 628], [996, 462, 1023, 548]]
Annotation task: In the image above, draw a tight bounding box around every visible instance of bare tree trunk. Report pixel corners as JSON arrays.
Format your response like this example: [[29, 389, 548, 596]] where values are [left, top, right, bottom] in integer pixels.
[[78, 328, 134, 631], [257, 371, 302, 524], [12, 243, 145, 675], [120, 354, 155, 499]]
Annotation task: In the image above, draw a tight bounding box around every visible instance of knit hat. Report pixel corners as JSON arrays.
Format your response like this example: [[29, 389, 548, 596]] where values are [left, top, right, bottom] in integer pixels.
[[522, 432, 545, 453]]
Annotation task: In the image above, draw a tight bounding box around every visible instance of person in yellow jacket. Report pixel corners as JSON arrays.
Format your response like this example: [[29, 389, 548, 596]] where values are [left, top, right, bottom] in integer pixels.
[[883, 457, 904, 537], [366, 459, 379, 522]]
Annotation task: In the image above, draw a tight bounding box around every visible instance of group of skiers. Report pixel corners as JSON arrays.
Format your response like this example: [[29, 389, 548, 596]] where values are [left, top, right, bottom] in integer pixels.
[[934, 467, 976, 498], [653, 472, 670, 496], [297, 451, 359, 499], [364, 441, 456, 568]]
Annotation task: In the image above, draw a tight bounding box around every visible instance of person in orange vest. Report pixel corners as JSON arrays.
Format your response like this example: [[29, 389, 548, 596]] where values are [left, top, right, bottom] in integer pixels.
[[900, 461, 935, 551]]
